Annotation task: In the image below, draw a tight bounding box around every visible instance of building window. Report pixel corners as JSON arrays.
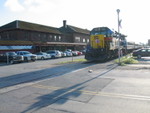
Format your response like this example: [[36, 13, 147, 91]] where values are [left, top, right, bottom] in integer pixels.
[[59, 36, 61, 41], [75, 37, 80, 42], [48, 35, 52, 41], [6, 34, 9, 40], [83, 38, 86, 42], [49, 35, 52, 38], [87, 39, 89, 43], [43, 34, 46, 38], [54, 35, 57, 41], [42, 34, 47, 41]]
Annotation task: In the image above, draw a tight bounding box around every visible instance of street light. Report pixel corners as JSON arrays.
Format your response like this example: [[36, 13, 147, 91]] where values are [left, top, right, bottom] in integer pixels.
[[117, 9, 121, 64]]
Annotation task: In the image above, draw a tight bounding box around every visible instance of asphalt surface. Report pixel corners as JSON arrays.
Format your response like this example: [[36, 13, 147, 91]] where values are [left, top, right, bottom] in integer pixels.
[[0, 56, 150, 113]]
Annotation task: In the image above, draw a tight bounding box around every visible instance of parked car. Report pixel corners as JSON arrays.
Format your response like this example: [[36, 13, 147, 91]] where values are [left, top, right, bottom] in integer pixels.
[[35, 52, 51, 60], [72, 51, 78, 56], [16, 51, 37, 62], [66, 49, 72, 52], [60, 51, 67, 57], [77, 51, 83, 55], [0, 52, 24, 64], [64, 51, 73, 57], [132, 48, 150, 58], [72, 51, 83, 56], [81, 49, 86, 54], [46, 50, 62, 58]]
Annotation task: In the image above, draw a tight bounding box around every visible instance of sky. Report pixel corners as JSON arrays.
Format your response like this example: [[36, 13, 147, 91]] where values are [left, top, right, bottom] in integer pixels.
[[0, 0, 150, 44]]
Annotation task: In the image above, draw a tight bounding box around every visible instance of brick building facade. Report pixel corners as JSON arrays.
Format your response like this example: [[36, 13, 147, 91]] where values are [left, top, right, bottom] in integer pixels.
[[0, 20, 90, 53]]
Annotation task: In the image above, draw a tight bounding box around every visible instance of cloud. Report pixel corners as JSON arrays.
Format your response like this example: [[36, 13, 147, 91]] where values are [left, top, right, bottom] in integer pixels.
[[4, 0, 60, 13], [4, 0, 25, 12], [24, 0, 56, 13]]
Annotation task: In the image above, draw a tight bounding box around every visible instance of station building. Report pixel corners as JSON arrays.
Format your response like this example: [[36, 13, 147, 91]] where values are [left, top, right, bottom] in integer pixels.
[[0, 20, 90, 53]]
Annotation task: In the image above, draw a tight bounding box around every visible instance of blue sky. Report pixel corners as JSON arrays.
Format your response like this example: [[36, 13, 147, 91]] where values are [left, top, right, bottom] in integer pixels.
[[0, 0, 150, 44]]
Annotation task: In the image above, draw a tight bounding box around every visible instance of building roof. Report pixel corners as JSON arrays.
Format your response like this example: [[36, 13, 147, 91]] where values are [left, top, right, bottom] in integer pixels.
[[68, 25, 90, 35], [59, 20, 90, 35], [0, 20, 61, 34]]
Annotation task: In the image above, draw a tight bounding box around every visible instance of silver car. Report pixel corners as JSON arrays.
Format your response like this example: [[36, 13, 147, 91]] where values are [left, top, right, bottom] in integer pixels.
[[35, 52, 51, 60], [64, 51, 73, 57], [46, 50, 62, 58], [16, 51, 37, 62]]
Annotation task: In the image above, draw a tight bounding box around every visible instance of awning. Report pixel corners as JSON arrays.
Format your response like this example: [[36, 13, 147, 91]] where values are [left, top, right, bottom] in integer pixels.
[[0, 46, 33, 50], [46, 42, 86, 46]]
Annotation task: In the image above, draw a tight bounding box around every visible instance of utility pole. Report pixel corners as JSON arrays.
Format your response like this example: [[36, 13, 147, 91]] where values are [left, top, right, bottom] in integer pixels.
[[117, 9, 121, 64]]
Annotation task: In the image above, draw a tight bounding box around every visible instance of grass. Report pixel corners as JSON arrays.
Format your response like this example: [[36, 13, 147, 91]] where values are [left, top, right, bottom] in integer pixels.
[[57, 54, 139, 66], [56, 58, 87, 64], [115, 55, 139, 66]]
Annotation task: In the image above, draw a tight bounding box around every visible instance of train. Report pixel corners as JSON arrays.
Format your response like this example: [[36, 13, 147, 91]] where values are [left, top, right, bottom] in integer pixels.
[[85, 27, 141, 61]]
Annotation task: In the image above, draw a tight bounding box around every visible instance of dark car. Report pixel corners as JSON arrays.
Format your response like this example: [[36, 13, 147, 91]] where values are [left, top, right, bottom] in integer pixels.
[[132, 48, 150, 58], [0, 52, 24, 64]]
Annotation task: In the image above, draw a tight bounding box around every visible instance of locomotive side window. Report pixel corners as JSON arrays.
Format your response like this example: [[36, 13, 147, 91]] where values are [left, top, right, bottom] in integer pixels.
[[141, 50, 146, 52]]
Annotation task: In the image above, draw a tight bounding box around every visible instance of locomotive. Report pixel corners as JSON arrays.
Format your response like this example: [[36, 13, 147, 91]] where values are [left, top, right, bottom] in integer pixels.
[[85, 27, 127, 61]]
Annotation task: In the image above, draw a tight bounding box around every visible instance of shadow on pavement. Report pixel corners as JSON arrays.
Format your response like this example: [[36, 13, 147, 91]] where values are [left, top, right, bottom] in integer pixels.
[[0, 62, 96, 89], [21, 84, 85, 113], [21, 65, 116, 113]]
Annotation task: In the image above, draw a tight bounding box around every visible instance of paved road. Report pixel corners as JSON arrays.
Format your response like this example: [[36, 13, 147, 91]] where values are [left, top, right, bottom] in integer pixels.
[[0, 56, 86, 88], [0, 56, 150, 113]]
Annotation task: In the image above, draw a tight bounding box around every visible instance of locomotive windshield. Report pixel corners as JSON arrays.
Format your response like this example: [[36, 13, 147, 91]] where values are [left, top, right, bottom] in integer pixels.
[[90, 27, 114, 37]]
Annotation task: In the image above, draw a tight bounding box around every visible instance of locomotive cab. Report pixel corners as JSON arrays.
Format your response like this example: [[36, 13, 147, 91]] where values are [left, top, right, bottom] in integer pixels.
[[85, 27, 127, 61]]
